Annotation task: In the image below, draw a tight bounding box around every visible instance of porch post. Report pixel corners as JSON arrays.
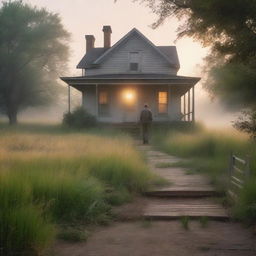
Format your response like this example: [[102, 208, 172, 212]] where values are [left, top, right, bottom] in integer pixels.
[[68, 85, 71, 113], [168, 85, 171, 118], [95, 84, 98, 116], [188, 89, 191, 121], [183, 93, 186, 121], [192, 86, 195, 122]]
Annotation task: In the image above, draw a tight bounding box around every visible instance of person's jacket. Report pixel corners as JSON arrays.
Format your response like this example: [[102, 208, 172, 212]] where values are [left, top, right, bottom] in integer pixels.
[[140, 108, 153, 123]]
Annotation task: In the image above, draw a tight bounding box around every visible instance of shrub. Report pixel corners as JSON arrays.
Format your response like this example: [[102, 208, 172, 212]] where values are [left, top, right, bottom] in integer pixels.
[[63, 107, 97, 129]]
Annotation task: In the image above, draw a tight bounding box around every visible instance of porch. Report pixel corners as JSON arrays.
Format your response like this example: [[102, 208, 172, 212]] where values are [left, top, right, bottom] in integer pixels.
[[61, 74, 200, 123]]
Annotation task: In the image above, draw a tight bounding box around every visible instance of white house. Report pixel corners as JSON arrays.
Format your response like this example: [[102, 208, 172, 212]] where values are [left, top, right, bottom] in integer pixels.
[[61, 26, 200, 123]]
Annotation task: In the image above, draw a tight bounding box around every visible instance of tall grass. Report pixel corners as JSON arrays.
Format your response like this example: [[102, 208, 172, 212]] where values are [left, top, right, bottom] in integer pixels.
[[0, 128, 154, 255], [152, 124, 256, 223]]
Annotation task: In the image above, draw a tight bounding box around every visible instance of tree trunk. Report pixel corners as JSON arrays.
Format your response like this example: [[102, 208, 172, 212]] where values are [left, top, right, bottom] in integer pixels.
[[8, 112, 17, 125], [7, 107, 18, 125], [6, 85, 19, 125]]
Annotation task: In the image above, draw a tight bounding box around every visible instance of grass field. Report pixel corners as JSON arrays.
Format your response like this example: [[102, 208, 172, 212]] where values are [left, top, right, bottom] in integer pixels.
[[152, 123, 256, 224], [0, 123, 156, 256]]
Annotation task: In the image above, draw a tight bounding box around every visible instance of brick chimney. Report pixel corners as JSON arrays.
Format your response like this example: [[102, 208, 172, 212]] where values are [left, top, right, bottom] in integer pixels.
[[103, 26, 112, 48], [85, 35, 95, 53]]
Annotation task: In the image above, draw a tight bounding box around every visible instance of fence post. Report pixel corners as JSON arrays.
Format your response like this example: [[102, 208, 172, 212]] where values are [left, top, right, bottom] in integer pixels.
[[245, 155, 250, 180], [229, 152, 234, 178]]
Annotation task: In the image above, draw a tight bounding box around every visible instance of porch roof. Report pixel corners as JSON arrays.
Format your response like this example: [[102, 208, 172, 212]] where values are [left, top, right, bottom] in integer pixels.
[[60, 74, 200, 87]]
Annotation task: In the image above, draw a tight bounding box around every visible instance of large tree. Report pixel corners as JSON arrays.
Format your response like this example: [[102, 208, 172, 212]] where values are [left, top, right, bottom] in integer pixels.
[[0, 0, 70, 124], [137, 0, 256, 110]]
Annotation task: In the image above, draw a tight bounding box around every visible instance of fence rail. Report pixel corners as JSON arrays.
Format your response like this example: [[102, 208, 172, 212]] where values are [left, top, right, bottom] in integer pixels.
[[181, 111, 193, 122], [228, 153, 250, 201]]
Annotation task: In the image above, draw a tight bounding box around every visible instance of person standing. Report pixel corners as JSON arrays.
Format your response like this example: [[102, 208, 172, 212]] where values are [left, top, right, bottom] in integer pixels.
[[140, 104, 153, 144]]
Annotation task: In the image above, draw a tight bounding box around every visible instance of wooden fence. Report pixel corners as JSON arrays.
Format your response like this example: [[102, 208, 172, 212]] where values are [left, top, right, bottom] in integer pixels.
[[228, 153, 250, 201], [181, 111, 194, 122]]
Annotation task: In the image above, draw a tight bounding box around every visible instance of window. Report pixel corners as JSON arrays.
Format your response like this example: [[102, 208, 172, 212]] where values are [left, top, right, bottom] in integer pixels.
[[99, 91, 109, 115], [130, 63, 139, 71], [129, 52, 140, 71], [158, 91, 168, 114]]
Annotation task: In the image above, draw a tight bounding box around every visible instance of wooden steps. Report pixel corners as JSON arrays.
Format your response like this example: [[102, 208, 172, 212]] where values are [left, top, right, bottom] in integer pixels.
[[145, 186, 220, 198], [137, 145, 229, 221], [144, 200, 229, 220]]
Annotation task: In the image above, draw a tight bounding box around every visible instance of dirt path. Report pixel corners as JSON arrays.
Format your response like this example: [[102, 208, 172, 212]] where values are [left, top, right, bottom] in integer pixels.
[[54, 143, 256, 256]]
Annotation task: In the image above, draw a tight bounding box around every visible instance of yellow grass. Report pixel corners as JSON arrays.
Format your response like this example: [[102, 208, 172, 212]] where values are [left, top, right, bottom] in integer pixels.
[[0, 133, 137, 159], [0, 128, 154, 255]]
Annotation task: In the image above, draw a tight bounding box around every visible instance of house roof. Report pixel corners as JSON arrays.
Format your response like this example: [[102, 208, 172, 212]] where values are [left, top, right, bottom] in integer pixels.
[[77, 48, 108, 69], [77, 28, 180, 69], [61, 73, 200, 86]]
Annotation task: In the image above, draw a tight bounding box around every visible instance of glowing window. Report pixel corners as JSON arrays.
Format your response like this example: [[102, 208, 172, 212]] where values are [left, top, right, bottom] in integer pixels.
[[99, 91, 108, 104], [99, 91, 109, 115], [158, 91, 168, 114]]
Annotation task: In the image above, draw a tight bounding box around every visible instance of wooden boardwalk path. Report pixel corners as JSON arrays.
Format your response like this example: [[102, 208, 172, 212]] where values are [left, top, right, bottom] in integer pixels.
[[138, 145, 229, 220]]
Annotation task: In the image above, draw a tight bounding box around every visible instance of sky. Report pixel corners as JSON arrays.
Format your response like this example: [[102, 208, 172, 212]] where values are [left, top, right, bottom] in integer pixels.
[[20, 0, 238, 127]]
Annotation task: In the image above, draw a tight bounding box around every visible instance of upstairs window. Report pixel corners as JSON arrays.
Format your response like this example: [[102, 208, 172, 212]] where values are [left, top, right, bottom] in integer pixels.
[[129, 52, 140, 71], [158, 91, 168, 114]]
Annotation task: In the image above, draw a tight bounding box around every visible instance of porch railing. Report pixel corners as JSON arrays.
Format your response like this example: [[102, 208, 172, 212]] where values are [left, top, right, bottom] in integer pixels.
[[181, 111, 194, 122]]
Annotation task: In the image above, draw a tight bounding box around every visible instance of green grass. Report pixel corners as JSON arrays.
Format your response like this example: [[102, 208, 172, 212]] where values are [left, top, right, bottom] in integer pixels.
[[152, 123, 256, 224], [155, 162, 173, 168], [180, 216, 190, 230], [57, 227, 90, 242], [0, 123, 157, 255], [199, 216, 209, 228], [233, 181, 256, 224]]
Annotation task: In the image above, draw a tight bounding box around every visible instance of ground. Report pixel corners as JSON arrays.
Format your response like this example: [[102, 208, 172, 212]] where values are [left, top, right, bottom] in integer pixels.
[[53, 143, 256, 256], [54, 200, 255, 256]]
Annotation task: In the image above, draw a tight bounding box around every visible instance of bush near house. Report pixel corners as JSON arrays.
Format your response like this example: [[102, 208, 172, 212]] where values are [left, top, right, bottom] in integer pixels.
[[152, 124, 256, 224], [0, 126, 155, 255], [63, 107, 97, 128]]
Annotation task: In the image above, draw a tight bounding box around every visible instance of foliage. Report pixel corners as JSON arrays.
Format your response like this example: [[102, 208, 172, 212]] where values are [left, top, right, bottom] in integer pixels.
[[0, 1, 70, 124], [0, 128, 155, 255], [233, 109, 256, 140], [138, 0, 256, 110], [63, 107, 97, 129]]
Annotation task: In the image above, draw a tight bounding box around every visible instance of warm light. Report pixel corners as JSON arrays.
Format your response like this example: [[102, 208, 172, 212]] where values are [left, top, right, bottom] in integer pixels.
[[122, 89, 135, 103], [125, 92, 134, 100]]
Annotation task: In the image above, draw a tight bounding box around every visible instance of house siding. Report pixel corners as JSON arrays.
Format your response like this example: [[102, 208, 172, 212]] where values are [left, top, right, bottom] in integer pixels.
[[82, 86, 97, 116], [81, 85, 182, 123], [86, 34, 178, 76]]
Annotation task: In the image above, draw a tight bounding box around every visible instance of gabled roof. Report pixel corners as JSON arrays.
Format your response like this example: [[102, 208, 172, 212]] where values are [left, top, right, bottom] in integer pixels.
[[157, 46, 180, 68], [77, 28, 180, 69], [77, 48, 107, 69]]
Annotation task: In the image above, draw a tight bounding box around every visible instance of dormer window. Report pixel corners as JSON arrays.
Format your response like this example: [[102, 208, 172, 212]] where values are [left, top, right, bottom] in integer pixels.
[[129, 52, 140, 71]]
